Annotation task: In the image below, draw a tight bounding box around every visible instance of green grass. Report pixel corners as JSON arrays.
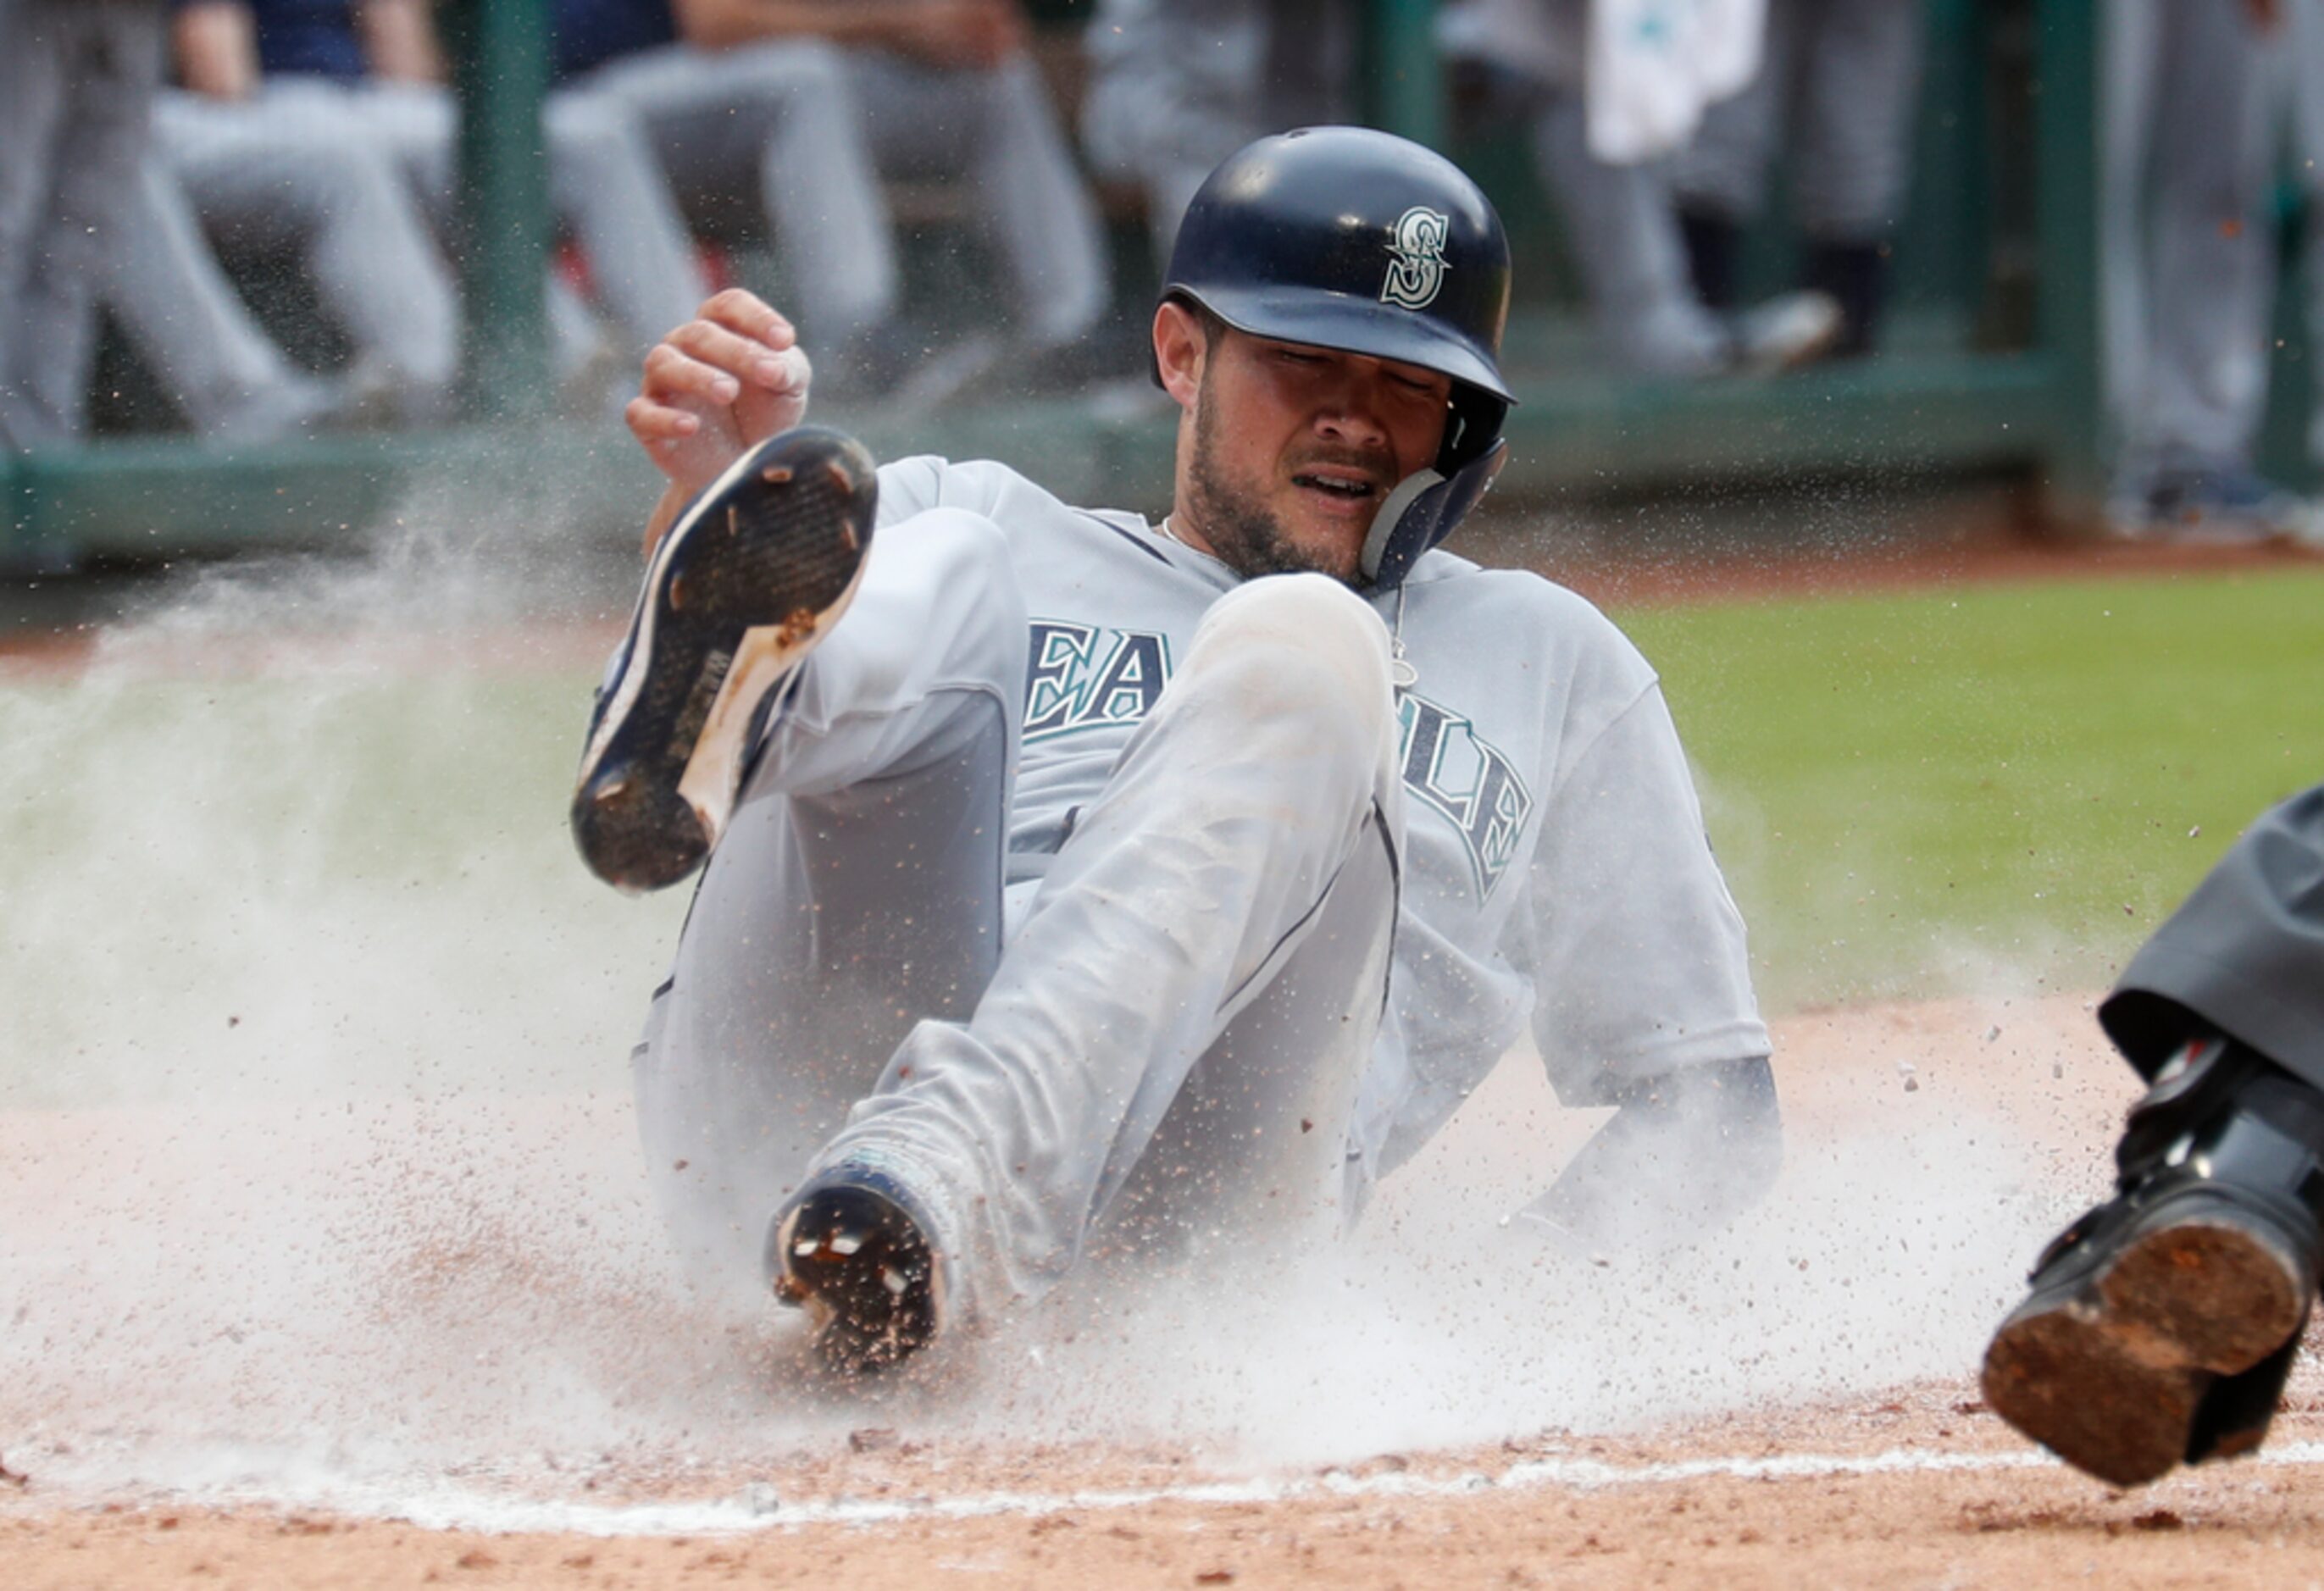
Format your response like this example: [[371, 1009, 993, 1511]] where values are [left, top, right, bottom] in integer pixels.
[[1617, 565, 2324, 1009]]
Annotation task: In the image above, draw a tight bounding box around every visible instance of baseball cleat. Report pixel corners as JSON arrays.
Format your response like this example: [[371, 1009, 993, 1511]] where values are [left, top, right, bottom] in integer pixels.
[[1983, 1189, 2310, 1487], [572, 426, 877, 891], [1982, 1037, 2324, 1487], [768, 1167, 946, 1376]]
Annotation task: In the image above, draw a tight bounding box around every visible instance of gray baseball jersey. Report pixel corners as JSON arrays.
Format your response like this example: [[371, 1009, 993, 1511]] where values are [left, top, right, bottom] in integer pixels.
[[872, 454, 1770, 1181]]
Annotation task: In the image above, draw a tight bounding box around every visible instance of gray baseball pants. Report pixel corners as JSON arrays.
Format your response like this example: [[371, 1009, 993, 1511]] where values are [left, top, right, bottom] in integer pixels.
[[322, 76, 708, 367], [1531, 91, 1736, 376], [2100, 0, 2279, 485], [1671, 0, 1927, 241], [573, 39, 899, 354], [0, 0, 163, 447], [130, 83, 463, 422], [102, 157, 330, 440], [630, 518, 1401, 1318], [1079, 0, 1354, 276], [848, 49, 1112, 348]]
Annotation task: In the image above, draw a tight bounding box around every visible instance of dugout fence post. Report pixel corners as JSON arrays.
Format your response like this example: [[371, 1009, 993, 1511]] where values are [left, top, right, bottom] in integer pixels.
[[1365, 0, 1445, 148], [2032, 0, 2104, 511], [444, 0, 556, 424]]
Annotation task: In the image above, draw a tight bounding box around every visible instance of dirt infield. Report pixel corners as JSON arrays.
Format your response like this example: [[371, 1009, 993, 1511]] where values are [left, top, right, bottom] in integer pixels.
[[12, 990, 2324, 1588]]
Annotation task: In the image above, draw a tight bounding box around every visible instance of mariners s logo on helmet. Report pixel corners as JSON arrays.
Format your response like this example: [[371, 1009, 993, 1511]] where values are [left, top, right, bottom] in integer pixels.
[[1380, 206, 1451, 310]]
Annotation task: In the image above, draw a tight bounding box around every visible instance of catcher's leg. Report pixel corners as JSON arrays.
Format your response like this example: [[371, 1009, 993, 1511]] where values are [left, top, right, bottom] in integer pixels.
[[1983, 1034, 2324, 1487]]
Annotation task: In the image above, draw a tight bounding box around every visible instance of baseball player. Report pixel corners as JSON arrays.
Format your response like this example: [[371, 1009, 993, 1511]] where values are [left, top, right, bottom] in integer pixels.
[[574, 127, 1781, 1375], [1672, 0, 1928, 359], [1983, 784, 2324, 1487]]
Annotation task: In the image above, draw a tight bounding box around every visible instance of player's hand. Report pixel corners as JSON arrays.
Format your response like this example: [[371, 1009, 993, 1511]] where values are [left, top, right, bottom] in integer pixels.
[[627, 289, 813, 507]]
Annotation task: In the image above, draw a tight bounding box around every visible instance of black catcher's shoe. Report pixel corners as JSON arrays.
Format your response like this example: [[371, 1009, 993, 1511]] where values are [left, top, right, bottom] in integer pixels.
[[572, 427, 876, 891], [768, 1167, 946, 1377], [1983, 1035, 2324, 1487]]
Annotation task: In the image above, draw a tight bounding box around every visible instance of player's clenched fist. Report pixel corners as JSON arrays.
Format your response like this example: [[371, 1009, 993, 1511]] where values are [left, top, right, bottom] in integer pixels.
[[627, 289, 813, 548]]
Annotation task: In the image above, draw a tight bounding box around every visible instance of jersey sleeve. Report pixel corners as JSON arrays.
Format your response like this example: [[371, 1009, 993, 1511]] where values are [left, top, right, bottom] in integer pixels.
[[1509, 680, 1770, 1106], [872, 455, 1078, 532]]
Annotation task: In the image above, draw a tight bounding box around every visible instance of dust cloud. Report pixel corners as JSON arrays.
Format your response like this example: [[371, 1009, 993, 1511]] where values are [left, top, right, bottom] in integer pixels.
[[0, 517, 2126, 1522]]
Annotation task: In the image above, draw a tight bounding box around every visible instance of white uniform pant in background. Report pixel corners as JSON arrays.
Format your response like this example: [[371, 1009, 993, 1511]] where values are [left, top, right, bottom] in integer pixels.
[[102, 158, 330, 441], [1671, 0, 1926, 242], [849, 50, 1112, 349], [0, 0, 164, 447], [140, 84, 463, 420], [633, 516, 1404, 1321], [1531, 94, 1734, 375], [1079, 0, 1356, 270], [575, 40, 901, 357], [2100, 0, 2278, 484], [324, 77, 708, 375]]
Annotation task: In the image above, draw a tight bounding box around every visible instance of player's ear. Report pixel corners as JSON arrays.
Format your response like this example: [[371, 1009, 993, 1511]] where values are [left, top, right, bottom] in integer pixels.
[[1152, 301, 1206, 409]]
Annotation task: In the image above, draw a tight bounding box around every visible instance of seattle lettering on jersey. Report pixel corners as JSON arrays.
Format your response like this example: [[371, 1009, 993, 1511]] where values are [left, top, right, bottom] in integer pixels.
[[1022, 618, 1533, 897], [1395, 691, 1533, 897], [1024, 620, 1173, 741]]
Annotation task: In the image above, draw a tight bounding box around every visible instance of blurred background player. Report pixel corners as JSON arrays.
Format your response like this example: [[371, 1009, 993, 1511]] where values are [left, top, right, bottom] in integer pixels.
[[1079, 0, 1357, 268], [102, 154, 383, 443], [0, 0, 168, 451], [2277, 0, 2324, 529], [1983, 784, 2324, 1488], [550, 0, 907, 397], [1438, 0, 1845, 378], [155, 0, 712, 421], [286, 0, 712, 402], [2102, 0, 2315, 540], [567, 0, 1108, 396], [1670, 0, 1927, 359], [116, 0, 461, 429]]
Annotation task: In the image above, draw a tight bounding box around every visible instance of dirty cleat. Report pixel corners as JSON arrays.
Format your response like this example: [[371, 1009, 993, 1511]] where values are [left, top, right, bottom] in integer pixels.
[[1982, 1036, 2324, 1486], [572, 426, 877, 891], [768, 1168, 945, 1377]]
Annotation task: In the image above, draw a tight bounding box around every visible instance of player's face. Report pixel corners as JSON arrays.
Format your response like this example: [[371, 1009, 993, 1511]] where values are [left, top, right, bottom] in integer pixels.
[[1166, 314, 1453, 585]]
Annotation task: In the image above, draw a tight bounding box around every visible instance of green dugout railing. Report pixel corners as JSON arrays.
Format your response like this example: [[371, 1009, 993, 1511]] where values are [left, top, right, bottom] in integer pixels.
[[3, 0, 2110, 566]]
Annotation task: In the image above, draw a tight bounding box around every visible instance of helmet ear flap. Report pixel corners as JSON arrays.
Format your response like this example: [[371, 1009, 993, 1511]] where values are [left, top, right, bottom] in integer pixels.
[[1361, 438, 1507, 592], [1436, 387, 1509, 476]]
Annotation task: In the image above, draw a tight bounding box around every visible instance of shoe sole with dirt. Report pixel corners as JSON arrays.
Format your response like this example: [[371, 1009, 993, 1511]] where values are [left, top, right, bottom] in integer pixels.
[[1982, 1202, 2308, 1488], [571, 426, 876, 892], [772, 1178, 941, 1377]]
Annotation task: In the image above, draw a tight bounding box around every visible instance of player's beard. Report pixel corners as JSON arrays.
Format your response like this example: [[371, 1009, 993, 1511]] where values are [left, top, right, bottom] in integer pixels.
[[1184, 378, 1360, 586]]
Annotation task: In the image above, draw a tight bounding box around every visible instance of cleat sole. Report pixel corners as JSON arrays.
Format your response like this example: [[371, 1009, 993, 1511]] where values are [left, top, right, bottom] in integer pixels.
[[1983, 1212, 2306, 1487], [572, 427, 876, 891], [770, 1181, 941, 1377]]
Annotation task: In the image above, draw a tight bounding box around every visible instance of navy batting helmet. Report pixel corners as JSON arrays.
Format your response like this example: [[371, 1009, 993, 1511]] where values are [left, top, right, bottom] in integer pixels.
[[1161, 126, 1515, 588]]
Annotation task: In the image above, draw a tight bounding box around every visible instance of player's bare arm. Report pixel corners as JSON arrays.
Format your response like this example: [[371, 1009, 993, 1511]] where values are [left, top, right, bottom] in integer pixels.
[[626, 291, 813, 552]]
